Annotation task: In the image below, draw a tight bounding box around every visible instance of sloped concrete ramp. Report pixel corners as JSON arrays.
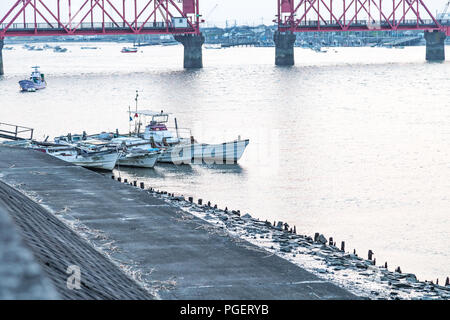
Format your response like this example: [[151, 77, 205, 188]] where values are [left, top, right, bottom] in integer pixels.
[[0, 146, 356, 300]]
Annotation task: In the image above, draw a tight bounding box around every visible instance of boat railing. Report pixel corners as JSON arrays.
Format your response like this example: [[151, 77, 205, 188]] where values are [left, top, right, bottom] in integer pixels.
[[0, 122, 34, 141], [166, 126, 192, 138]]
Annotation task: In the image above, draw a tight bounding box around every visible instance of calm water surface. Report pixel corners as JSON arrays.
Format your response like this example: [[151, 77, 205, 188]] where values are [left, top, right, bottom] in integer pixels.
[[0, 43, 449, 283]]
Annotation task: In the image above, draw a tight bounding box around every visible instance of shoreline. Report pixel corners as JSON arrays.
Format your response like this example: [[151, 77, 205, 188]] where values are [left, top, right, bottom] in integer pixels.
[[141, 185, 450, 300], [0, 146, 357, 300], [0, 146, 448, 299]]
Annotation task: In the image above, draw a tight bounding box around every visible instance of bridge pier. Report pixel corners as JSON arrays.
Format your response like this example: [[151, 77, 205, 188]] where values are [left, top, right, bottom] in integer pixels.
[[274, 31, 296, 66], [424, 30, 446, 62], [174, 33, 205, 69], [0, 38, 4, 75]]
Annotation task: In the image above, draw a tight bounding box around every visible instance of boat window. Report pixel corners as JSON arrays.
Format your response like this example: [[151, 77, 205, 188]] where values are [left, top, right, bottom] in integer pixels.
[[152, 115, 168, 123]]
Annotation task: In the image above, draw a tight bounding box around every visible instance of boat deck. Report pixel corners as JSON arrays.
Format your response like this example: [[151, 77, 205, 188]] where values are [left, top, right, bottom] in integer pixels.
[[0, 146, 357, 299]]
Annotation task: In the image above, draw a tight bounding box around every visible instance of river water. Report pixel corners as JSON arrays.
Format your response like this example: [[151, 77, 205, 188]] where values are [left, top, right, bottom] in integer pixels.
[[0, 42, 449, 283]]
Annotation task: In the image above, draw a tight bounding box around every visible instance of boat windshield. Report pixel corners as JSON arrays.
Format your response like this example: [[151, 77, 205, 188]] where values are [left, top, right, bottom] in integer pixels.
[[151, 115, 169, 124]]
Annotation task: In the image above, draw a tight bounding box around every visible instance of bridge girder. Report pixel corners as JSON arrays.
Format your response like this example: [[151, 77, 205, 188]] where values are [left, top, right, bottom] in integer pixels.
[[0, 0, 201, 37], [276, 0, 447, 33]]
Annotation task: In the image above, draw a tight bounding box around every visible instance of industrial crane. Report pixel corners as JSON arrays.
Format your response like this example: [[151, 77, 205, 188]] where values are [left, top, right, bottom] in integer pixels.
[[438, 0, 450, 20]]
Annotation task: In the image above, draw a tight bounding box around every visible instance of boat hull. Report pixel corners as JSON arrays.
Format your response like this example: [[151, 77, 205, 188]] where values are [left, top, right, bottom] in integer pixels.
[[118, 152, 159, 168], [191, 139, 250, 164], [158, 139, 249, 164], [19, 80, 46, 92], [49, 150, 119, 170], [157, 145, 193, 164]]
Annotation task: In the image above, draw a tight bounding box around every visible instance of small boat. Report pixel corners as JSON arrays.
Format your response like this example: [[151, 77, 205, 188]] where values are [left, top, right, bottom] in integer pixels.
[[49, 137, 121, 170], [121, 47, 138, 53], [55, 132, 160, 169], [19, 66, 47, 92], [33, 145, 120, 171], [53, 46, 67, 53], [110, 136, 160, 168], [81, 46, 98, 50], [160, 41, 178, 46], [122, 92, 249, 164], [204, 44, 222, 50], [131, 109, 249, 164]]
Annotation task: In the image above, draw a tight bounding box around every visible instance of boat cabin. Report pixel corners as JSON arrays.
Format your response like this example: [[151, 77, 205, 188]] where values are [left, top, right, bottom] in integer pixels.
[[133, 110, 181, 145], [30, 66, 45, 83]]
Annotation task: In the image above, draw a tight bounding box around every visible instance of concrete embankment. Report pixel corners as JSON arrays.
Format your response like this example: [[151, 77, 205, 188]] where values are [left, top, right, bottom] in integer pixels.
[[0, 202, 58, 299], [0, 146, 356, 299], [0, 179, 152, 299]]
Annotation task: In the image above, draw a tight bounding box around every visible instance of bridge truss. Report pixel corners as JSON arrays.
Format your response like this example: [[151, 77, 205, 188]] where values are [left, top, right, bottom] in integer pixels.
[[276, 0, 449, 35], [0, 0, 201, 38]]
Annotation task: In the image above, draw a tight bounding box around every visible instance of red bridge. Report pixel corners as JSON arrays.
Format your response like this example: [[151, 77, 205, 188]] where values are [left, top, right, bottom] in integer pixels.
[[274, 0, 449, 65], [0, 1, 448, 72], [0, 0, 201, 36], [0, 0, 204, 72]]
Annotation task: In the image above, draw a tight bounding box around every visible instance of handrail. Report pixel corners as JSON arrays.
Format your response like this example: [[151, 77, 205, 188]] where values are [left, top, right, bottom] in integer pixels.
[[0, 122, 34, 141]]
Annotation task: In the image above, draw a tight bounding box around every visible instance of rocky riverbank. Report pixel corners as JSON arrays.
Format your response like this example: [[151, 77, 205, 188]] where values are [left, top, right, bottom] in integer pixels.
[[144, 187, 450, 300]]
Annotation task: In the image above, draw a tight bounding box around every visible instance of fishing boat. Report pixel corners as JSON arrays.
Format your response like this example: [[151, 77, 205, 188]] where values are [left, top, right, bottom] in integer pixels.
[[53, 46, 67, 53], [204, 44, 222, 50], [55, 132, 160, 169], [31, 143, 120, 171], [110, 136, 160, 168], [134, 110, 249, 164], [121, 47, 138, 53], [19, 66, 47, 92], [123, 92, 249, 164]]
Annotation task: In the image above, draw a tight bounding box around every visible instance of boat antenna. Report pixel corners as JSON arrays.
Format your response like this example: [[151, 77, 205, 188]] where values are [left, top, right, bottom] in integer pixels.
[[128, 105, 131, 136], [135, 90, 139, 113], [134, 90, 139, 134]]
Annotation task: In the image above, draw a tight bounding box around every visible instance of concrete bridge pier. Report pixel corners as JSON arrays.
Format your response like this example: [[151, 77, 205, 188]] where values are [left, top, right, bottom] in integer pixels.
[[274, 31, 296, 66], [174, 33, 205, 69], [424, 30, 446, 62], [0, 38, 4, 75]]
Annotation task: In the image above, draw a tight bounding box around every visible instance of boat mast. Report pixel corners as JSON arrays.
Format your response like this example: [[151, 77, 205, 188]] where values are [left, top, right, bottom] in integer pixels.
[[128, 105, 131, 135], [134, 90, 139, 134], [174, 118, 180, 139]]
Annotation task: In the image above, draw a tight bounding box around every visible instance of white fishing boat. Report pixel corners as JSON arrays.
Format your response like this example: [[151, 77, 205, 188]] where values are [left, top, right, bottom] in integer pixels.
[[204, 44, 222, 50], [19, 66, 46, 92], [110, 136, 160, 168], [32, 144, 119, 171], [132, 109, 249, 164], [123, 91, 249, 164], [121, 47, 138, 53]]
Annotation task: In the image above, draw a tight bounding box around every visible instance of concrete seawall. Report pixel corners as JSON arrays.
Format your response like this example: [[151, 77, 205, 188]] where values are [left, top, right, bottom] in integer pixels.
[[0, 146, 356, 299], [0, 179, 152, 299]]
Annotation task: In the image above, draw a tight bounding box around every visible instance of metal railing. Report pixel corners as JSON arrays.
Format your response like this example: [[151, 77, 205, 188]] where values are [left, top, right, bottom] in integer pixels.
[[0, 122, 34, 141], [280, 18, 450, 28], [0, 21, 196, 31]]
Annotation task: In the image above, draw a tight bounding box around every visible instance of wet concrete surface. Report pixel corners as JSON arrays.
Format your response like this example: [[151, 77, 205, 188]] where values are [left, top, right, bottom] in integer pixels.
[[0, 146, 357, 299]]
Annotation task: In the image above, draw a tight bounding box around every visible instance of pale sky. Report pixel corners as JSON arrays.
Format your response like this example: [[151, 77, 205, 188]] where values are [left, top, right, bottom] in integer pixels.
[[0, 0, 446, 27]]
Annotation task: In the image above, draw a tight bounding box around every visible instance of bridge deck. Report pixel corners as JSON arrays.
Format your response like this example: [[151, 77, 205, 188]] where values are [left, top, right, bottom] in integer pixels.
[[0, 22, 196, 36], [279, 19, 450, 33]]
